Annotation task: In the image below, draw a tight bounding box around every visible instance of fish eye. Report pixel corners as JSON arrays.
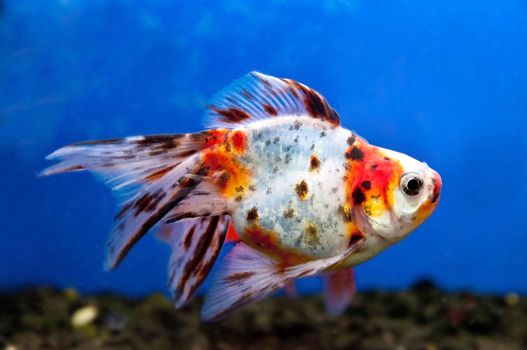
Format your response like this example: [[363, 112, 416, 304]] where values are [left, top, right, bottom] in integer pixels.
[[400, 173, 423, 196]]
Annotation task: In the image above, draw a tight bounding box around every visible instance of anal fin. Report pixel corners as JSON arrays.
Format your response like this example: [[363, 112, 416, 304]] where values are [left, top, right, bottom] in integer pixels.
[[323, 268, 356, 316]]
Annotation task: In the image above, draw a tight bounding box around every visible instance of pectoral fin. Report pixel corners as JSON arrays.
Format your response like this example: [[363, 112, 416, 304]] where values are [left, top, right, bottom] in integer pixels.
[[201, 238, 365, 321]]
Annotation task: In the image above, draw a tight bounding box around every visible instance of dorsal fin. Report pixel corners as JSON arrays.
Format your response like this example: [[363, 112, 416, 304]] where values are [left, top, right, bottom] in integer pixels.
[[205, 72, 340, 129]]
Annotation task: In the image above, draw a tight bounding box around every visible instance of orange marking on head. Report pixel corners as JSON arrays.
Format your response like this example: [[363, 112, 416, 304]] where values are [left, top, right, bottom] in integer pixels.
[[344, 141, 403, 217], [414, 200, 436, 225]]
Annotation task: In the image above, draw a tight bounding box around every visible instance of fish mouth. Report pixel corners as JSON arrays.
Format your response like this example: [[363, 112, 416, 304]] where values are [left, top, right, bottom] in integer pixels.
[[430, 170, 442, 204]]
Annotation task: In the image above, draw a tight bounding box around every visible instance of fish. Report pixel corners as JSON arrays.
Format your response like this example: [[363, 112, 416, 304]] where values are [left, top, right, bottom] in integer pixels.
[[41, 72, 442, 321]]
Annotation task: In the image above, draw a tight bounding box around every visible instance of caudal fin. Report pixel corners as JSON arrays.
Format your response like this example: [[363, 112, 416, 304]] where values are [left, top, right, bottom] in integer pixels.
[[157, 215, 230, 308], [41, 131, 230, 270]]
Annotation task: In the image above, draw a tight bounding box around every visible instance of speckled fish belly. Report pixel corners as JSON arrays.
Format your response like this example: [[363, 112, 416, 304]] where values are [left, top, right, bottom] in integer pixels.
[[42, 72, 442, 321]]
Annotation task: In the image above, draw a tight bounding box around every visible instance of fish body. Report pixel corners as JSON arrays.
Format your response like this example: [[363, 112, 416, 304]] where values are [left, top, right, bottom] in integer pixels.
[[218, 117, 354, 263], [42, 72, 441, 320]]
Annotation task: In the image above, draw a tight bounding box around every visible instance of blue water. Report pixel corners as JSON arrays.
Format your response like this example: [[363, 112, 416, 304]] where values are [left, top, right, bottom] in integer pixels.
[[0, 0, 526, 296]]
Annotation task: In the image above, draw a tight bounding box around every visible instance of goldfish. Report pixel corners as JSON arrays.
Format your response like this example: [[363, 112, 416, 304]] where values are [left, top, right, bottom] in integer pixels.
[[42, 72, 442, 321]]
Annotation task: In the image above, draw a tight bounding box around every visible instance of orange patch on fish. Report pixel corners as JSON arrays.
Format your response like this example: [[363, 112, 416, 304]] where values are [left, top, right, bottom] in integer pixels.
[[201, 132, 251, 199], [414, 195, 439, 226], [201, 150, 251, 198], [244, 224, 310, 265], [203, 129, 229, 148], [227, 130, 247, 153]]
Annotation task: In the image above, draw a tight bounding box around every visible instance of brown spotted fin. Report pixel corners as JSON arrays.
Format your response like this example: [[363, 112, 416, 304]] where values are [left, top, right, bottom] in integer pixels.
[[157, 215, 230, 308], [205, 71, 340, 129], [322, 268, 356, 316], [201, 237, 365, 321], [41, 132, 230, 270]]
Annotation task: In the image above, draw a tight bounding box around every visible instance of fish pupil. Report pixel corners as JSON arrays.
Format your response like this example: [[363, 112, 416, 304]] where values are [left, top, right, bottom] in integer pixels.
[[404, 178, 422, 196]]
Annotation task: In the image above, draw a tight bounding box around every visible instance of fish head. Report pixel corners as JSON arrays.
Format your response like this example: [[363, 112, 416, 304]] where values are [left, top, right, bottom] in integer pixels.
[[351, 145, 442, 243]]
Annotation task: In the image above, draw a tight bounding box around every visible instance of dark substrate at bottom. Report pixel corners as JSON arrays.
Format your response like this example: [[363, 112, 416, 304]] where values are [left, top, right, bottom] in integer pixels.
[[0, 281, 525, 350]]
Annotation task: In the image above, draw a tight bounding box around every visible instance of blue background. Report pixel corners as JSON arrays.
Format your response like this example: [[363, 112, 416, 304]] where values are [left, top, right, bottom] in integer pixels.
[[1, 0, 526, 296]]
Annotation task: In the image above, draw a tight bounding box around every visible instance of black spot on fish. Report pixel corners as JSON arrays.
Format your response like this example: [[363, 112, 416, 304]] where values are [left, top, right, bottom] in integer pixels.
[[263, 104, 278, 116], [211, 107, 251, 123], [283, 208, 295, 219], [246, 207, 259, 221], [346, 146, 364, 161], [362, 180, 371, 190], [293, 120, 302, 130], [295, 180, 308, 200], [352, 187, 366, 205], [309, 155, 321, 171], [304, 223, 320, 248]]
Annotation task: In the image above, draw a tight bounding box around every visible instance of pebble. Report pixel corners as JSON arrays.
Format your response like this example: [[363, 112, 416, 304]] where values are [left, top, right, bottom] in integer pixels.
[[71, 305, 99, 328], [504, 293, 520, 306]]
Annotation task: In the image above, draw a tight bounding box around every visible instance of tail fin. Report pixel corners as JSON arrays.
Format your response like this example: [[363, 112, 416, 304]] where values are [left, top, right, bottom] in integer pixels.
[[157, 215, 230, 308], [41, 131, 230, 270]]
